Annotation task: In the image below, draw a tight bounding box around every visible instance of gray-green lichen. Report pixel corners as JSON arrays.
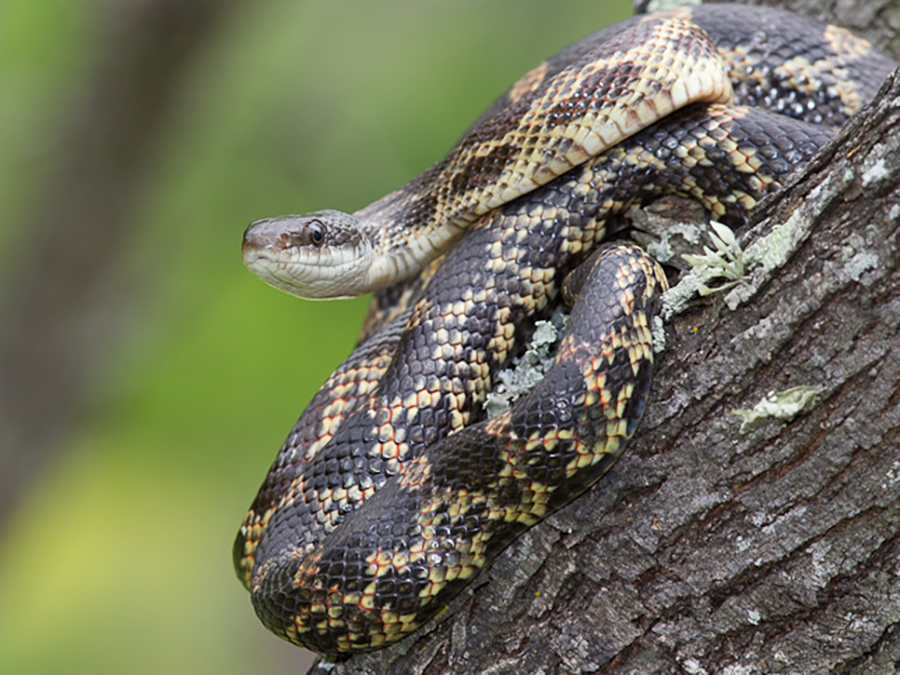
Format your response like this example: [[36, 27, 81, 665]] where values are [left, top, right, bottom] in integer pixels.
[[732, 386, 822, 433], [651, 315, 667, 354], [484, 311, 566, 418], [662, 220, 746, 319], [642, 220, 706, 264], [721, 175, 834, 311], [681, 220, 746, 292], [646, 0, 701, 11]]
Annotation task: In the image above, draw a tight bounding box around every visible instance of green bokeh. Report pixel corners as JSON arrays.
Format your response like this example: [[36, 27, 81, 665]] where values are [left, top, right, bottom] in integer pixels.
[[0, 0, 630, 672]]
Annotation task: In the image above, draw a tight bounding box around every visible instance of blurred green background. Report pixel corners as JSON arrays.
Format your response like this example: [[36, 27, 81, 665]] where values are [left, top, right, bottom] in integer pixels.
[[0, 0, 630, 672]]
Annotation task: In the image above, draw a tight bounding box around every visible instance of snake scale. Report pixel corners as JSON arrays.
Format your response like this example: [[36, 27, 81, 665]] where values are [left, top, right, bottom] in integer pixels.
[[234, 4, 896, 655]]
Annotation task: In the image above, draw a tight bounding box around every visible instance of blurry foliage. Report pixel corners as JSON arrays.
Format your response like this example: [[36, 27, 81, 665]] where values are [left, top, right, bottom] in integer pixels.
[[0, 0, 629, 672]]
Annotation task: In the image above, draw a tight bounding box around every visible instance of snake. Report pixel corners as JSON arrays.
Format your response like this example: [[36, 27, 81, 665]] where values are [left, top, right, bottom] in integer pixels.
[[234, 3, 896, 656]]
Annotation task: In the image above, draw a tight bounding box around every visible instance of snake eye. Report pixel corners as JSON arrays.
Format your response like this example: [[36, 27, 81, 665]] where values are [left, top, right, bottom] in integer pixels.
[[307, 220, 325, 246]]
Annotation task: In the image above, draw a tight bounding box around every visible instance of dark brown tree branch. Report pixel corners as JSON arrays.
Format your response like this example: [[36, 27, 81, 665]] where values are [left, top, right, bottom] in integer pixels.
[[308, 8, 900, 675]]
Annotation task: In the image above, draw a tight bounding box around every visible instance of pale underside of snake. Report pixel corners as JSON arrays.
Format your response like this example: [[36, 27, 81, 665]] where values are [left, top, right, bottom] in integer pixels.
[[235, 3, 897, 656]]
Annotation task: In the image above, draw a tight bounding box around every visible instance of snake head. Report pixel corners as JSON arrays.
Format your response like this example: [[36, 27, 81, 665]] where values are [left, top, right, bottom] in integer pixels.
[[241, 210, 374, 299]]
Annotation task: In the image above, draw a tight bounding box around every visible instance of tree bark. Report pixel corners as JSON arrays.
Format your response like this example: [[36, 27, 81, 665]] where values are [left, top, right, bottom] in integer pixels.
[[308, 3, 900, 674]]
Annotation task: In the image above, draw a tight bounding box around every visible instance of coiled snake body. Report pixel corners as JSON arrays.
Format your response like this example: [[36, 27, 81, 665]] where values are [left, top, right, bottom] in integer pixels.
[[235, 4, 896, 655]]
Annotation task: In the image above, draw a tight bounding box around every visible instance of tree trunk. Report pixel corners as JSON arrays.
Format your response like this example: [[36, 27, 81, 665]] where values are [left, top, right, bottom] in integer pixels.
[[307, 3, 900, 673]]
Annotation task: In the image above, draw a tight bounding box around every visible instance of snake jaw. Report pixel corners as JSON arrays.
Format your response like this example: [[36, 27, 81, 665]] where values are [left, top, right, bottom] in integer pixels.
[[241, 210, 374, 299]]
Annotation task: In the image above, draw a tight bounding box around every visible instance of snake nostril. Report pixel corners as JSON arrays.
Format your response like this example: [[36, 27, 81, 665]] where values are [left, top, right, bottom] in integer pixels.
[[241, 231, 258, 256]]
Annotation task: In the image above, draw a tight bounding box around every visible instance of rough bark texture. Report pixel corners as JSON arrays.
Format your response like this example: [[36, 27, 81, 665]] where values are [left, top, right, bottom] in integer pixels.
[[308, 3, 900, 674]]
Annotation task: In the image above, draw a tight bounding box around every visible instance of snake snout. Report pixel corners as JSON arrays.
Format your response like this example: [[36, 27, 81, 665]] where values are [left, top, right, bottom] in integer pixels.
[[242, 216, 303, 255]]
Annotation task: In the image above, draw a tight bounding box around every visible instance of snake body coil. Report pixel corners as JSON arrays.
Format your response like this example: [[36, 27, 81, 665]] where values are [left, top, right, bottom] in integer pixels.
[[235, 4, 896, 655]]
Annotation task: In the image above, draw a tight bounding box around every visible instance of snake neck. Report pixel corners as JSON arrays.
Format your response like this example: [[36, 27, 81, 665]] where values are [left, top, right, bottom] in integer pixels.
[[354, 175, 473, 293]]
